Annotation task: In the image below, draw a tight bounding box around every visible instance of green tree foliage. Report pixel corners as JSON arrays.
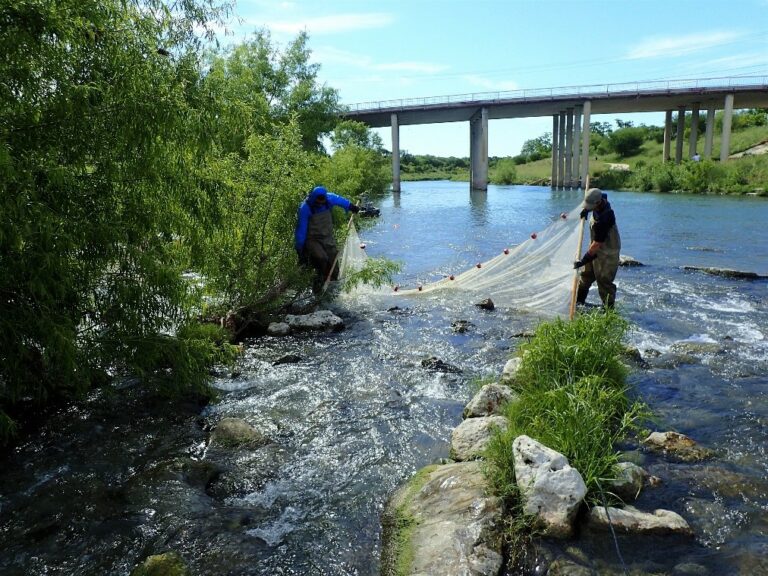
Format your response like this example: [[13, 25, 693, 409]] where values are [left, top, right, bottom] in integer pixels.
[[608, 126, 646, 157], [490, 158, 518, 184], [0, 0, 242, 433], [204, 30, 340, 153], [197, 120, 316, 311], [519, 133, 552, 162], [318, 120, 390, 200]]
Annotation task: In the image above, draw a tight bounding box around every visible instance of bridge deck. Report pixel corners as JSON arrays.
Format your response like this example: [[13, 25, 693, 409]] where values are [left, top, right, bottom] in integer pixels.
[[342, 76, 768, 127]]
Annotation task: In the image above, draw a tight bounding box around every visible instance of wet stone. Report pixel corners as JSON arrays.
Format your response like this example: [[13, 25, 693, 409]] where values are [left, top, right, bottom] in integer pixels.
[[421, 356, 462, 373], [644, 431, 715, 462]]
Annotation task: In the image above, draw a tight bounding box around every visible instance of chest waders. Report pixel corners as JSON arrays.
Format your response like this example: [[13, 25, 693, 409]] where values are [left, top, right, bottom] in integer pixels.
[[577, 219, 621, 308], [304, 210, 338, 291]]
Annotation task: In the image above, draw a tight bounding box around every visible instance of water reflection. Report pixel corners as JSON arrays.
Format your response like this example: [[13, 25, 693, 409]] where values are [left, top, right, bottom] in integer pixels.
[[468, 189, 488, 225]]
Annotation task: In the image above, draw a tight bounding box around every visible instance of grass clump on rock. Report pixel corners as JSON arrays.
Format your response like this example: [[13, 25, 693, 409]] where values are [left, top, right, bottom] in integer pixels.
[[486, 310, 649, 500]]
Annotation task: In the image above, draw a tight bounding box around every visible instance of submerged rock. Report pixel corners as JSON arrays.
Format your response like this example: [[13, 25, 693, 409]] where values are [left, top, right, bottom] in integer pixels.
[[380, 461, 503, 576], [644, 431, 715, 462], [588, 505, 692, 536], [607, 462, 647, 502], [475, 298, 495, 310], [211, 418, 269, 449], [451, 319, 474, 333], [619, 255, 644, 267], [450, 415, 508, 461], [421, 356, 462, 373], [272, 354, 302, 366], [131, 551, 188, 576], [513, 435, 587, 538], [285, 310, 344, 332], [682, 266, 767, 279], [463, 383, 517, 418]]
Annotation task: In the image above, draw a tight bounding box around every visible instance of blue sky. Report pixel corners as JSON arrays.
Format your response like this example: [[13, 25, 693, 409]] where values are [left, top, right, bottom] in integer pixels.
[[222, 0, 768, 157]]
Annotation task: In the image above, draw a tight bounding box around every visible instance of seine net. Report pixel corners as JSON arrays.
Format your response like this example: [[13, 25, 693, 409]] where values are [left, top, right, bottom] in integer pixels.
[[338, 204, 585, 318]]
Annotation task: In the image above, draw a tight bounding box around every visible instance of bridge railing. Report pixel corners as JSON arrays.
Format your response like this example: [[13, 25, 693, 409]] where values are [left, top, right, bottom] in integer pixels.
[[345, 75, 768, 112]]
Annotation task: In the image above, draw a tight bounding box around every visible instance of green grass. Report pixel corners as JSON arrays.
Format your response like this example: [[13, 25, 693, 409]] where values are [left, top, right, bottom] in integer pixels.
[[484, 310, 649, 502]]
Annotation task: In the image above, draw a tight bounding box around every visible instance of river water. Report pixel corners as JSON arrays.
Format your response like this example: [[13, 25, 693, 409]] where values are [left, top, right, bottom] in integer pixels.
[[1, 182, 766, 575]]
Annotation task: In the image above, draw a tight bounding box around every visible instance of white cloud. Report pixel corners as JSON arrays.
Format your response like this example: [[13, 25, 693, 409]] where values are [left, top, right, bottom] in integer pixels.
[[259, 12, 394, 35], [626, 31, 745, 59]]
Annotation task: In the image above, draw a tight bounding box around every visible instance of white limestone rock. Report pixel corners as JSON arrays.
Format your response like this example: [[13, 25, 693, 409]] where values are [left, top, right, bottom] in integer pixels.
[[513, 435, 587, 538], [463, 383, 517, 418], [381, 461, 503, 576], [588, 505, 692, 536], [284, 310, 344, 332], [266, 322, 291, 336], [450, 416, 508, 461]]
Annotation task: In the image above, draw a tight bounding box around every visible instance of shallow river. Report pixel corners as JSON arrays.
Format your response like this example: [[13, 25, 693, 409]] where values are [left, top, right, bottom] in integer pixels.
[[1, 182, 766, 575]]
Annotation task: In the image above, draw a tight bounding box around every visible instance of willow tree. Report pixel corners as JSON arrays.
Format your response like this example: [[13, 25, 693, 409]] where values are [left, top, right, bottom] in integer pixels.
[[0, 0, 236, 438]]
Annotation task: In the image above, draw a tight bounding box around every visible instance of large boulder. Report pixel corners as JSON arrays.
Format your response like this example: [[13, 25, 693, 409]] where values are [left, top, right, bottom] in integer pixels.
[[381, 462, 503, 576], [463, 383, 517, 418], [450, 416, 508, 461], [588, 505, 692, 536], [284, 310, 344, 332], [513, 435, 587, 538]]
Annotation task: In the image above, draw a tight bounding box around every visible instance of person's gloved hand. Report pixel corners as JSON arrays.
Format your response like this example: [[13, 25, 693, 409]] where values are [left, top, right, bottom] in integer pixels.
[[349, 203, 360, 214], [573, 251, 596, 269], [580, 208, 589, 220]]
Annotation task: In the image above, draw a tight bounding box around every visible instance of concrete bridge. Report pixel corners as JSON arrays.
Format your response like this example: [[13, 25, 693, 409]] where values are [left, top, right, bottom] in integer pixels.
[[342, 75, 768, 191]]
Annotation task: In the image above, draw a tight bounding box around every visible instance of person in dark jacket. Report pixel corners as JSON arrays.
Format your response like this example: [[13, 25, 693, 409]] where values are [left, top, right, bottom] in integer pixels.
[[295, 186, 359, 292], [573, 187, 621, 308]]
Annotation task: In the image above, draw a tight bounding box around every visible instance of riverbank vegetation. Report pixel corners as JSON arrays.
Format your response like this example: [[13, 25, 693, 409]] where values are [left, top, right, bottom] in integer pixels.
[[402, 111, 768, 193], [485, 311, 649, 544], [0, 0, 391, 443]]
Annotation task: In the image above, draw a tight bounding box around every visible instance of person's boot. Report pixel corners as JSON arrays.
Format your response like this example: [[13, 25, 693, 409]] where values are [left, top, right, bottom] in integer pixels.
[[576, 286, 589, 305]]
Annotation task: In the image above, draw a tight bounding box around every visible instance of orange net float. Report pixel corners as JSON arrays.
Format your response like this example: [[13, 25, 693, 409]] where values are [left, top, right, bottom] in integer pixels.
[[393, 285, 399, 292], [503, 248, 509, 254], [417, 284, 423, 291], [359, 243, 366, 249], [530, 232, 538, 239], [476, 263, 482, 268], [449, 274, 455, 280], [560, 212, 568, 219]]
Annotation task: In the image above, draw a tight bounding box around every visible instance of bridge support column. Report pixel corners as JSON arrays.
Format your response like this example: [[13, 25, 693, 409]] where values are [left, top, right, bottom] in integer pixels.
[[470, 107, 488, 190], [557, 111, 566, 188], [565, 108, 574, 188], [704, 104, 716, 158], [573, 106, 582, 188], [688, 103, 700, 158], [580, 100, 591, 187], [391, 113, 401, 193], [663, 110, 673, 162], [675, 105, 686, 164], [551, 114, 559, 189], [720, 93, 734, 162]]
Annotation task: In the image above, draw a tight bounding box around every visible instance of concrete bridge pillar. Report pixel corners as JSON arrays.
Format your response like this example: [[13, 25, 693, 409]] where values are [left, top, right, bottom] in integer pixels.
[[720, 93, 734, 162], [470, 107, 488, 190], [704, 104, 716, 158], [580, 100, 591, 187], [688, 103, 700, 159], [551, 114, 560, 189], [663, 110, 673, 162], [391, 113, 401, 193], [557, 111, 566, 188], [573, 106, 582, 188], [675, 105, 686, 163], [565, 108, 574, 188]]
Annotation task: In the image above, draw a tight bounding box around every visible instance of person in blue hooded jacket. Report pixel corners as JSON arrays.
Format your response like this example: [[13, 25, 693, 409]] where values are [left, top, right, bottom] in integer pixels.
[[295, 186, 360, 292]]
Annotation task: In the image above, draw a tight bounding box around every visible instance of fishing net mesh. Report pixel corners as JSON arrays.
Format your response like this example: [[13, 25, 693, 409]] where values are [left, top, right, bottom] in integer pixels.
[[339, 204, 585, 318]]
